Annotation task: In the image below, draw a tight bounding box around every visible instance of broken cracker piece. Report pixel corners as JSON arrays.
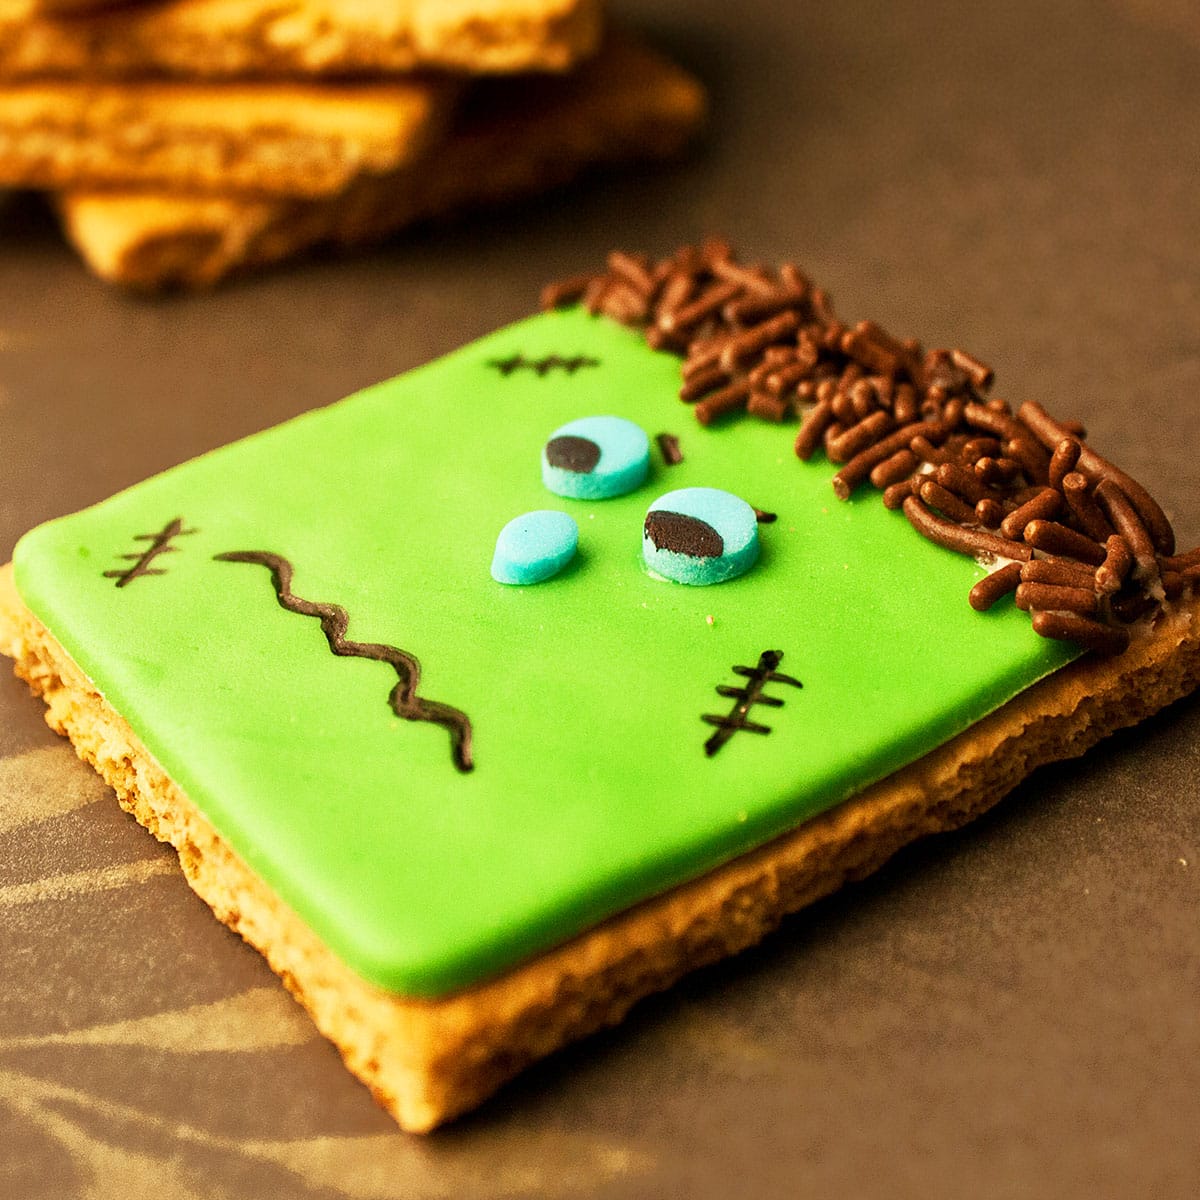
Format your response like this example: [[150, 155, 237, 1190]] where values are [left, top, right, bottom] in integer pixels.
[[57, 32, 707, 288], [0, 75, 457, 198], [19, 0, 135, 14], [0, 0, 603, 79]]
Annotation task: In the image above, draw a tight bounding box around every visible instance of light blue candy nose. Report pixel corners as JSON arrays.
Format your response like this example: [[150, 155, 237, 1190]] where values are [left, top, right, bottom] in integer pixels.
[[491, 510, 579, 585]]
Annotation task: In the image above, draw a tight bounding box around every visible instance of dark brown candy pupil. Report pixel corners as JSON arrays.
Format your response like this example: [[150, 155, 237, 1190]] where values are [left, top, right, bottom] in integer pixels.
[[545, 435, 601, 474], [644, 510, 724, 559]]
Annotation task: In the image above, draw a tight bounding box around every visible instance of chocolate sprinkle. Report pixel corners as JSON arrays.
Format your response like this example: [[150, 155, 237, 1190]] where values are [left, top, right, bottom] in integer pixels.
[[1022, 559, 1098, 591], [657, 432, 684, 465], [1015, 582, 1100, 618], [969, 562, 1023, 612], [903, 495, 1032, 563], [1032, 610, 1130, 656], [541, 243, 1198, 655], [999, 488, 1061, 541], [1023, 520, 1107, 566]]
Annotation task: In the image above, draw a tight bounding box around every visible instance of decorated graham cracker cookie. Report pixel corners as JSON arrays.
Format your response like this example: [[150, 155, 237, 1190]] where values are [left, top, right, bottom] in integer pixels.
[[4, 243, 1198, 1132], [0, 0, 602, 79], [55, 33, 707, 288], [0, 76, 458, 198]]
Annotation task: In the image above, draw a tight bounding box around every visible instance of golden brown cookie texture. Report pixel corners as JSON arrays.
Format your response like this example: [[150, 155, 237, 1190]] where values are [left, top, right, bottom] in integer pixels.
[[55, 33, 708, 288], [3, 556, 1198, 1132], [0, 76, 458, 197], [17, 0, 131, 13], [0, 0, 603, 79]]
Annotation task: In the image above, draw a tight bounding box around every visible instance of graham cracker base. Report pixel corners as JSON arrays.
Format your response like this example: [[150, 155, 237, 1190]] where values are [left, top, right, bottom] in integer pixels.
[[3, 558, 1198, 1131]]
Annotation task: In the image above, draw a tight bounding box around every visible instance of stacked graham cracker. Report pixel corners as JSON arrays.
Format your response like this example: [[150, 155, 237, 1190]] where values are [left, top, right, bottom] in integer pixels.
[[0, 0, 705, 287]]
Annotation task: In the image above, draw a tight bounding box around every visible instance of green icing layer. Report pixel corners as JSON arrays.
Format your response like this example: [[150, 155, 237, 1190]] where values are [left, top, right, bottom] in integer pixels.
[[13, 308, 1076, 997]]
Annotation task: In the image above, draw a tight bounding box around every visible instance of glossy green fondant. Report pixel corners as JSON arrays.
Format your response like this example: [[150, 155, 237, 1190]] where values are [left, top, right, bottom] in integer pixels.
[[13, 308, 1075, 997]]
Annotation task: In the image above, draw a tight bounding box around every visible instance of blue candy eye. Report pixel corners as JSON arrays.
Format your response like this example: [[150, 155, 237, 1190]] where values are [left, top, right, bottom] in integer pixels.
[[542, 416, 650, 500], [491, 510, 579, 585], [643, 487, 760, 585]]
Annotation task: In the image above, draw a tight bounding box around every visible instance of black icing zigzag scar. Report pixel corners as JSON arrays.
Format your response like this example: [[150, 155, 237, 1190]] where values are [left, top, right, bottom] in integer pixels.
[[105, 516, 196, 587], [214, 551, 474, 773], [488, 353, 600, 377]]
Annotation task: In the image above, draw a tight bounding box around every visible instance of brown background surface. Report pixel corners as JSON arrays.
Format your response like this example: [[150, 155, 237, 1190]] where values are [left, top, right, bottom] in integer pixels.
[[2, 1, 1198, 1196]]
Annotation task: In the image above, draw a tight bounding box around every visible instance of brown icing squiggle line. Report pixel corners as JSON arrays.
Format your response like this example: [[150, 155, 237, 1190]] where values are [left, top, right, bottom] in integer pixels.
[[703, 650, 803, 756], [214, 551, 474, 773], [105, 516, 196, 587]]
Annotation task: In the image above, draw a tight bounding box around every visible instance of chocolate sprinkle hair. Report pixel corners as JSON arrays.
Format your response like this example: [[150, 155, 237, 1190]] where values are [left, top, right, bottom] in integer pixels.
[[541, 241, 1197, 655]]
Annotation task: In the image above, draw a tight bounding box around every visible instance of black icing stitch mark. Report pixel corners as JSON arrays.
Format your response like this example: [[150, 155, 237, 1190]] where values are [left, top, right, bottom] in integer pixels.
[[104, 517, 196, 587], [703, 650, 802, 757], [488, 353, 600, 377], [214, 551, 474, 773]]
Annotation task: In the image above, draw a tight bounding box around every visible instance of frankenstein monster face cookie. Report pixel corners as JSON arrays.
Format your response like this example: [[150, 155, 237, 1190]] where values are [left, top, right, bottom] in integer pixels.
[[4, 245, 1197, 1133], [8, 303, 1077, 996]]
